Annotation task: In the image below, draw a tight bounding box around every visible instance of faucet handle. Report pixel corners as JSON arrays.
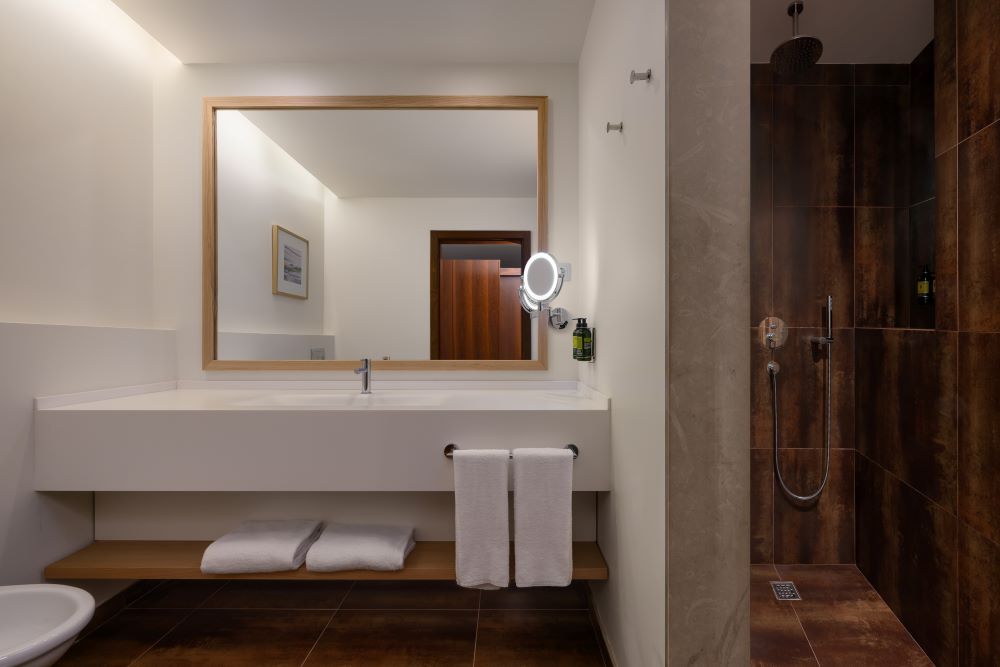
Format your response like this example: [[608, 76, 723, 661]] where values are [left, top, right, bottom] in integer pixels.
[[354, 357, 371, 374]]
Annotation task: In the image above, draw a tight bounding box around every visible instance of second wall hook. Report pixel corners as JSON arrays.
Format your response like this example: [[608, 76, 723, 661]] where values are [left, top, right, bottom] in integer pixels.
[[630, 68, 652, 84], [606, 121, 623, 133]]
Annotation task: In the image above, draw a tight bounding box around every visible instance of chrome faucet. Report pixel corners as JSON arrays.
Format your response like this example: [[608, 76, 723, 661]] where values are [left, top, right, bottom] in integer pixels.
[[354, 357, 372, 394]]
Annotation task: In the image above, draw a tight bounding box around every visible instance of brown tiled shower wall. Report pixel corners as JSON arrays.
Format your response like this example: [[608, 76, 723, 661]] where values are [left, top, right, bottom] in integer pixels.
[[752, 1, 1000, 664]]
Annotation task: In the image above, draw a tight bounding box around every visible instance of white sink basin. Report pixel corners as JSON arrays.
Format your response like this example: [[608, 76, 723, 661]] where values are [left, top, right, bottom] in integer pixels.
[[231, 391, 445, 409], [0, 584, 94, 667]]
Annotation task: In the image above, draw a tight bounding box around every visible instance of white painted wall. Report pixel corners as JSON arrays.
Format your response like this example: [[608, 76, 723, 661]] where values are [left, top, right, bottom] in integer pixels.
[[152, 62, 579, 379], [215, 110, 327, 349], [577, 0, 666, 663], [0, 0, 176, 602], [324, 196, 535, 360]]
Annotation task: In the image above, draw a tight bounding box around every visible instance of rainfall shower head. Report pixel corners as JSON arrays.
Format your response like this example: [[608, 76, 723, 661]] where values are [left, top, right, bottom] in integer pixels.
[[770, 1, 823, 77]]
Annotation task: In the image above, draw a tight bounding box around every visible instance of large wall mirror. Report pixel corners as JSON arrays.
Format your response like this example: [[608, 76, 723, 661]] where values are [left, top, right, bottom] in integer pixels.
[[203, 96, 548, 370]]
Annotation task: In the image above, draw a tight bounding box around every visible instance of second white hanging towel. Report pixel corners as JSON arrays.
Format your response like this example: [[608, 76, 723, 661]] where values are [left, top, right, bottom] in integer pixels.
[[513, 447, 573, 587], [453, 449, 510, 589]]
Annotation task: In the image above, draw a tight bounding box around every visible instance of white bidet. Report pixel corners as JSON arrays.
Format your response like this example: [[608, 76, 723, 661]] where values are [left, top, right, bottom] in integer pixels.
[[0, 584, 95, 667]]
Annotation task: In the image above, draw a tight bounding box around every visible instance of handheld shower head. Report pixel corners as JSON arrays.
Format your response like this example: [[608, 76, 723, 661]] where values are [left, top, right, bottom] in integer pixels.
[[770, 1, 823, 77]]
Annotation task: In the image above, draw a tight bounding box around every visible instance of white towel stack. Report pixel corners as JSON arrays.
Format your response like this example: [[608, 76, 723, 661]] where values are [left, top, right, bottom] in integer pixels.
[[513, 448, 574, 587], [200, 519, 323, 574], [453, 449, 510, 589], [306, 523, 415, 572]]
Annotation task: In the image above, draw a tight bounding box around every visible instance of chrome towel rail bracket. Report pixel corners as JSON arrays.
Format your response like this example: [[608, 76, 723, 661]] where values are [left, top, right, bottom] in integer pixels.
[[444, 443, 579, 460]]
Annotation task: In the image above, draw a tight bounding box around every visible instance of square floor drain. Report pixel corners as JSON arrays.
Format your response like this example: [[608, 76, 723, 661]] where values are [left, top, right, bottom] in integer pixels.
[[770, 581, 801, 601]]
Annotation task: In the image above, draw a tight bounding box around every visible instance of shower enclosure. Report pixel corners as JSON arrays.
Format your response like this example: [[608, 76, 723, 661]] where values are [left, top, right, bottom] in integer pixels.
[[749, 0, 1000, 664]]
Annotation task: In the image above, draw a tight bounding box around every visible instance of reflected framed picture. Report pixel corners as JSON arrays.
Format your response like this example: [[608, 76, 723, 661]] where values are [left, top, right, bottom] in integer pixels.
[[271, 225, 309, 299]]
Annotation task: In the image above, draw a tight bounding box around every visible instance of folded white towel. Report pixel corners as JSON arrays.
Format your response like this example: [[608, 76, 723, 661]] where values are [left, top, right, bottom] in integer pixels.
[[306, 523, 416, 572], [454, 449, 510, 589], [200, 519, 323, 574], [513, 448, 574, 587]]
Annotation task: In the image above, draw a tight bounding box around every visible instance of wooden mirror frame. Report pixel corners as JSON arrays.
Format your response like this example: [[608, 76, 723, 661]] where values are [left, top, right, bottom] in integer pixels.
[[203, 95, 548, 371]]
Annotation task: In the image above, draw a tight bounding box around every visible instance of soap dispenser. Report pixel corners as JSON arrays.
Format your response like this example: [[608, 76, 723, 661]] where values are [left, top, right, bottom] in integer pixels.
[[572, 318, 594, 362]]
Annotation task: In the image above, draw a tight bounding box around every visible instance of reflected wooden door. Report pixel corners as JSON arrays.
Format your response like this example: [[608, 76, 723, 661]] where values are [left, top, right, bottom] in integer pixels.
[[439, 259, 501, 360]]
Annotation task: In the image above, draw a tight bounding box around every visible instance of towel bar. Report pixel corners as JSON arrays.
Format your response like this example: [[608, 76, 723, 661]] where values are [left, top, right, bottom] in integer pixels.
[[443, 443, 579, 460]]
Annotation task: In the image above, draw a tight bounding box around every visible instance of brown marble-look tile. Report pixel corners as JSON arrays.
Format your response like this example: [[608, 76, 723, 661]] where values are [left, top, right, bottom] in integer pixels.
[[936, 0, 958, 153], [957, 0, 1000, 139], [481, 582, 589, 609], [935, 149, 959, 330], [910, 42, 936, 205], [202, 580, 352, 610], [752, 63, 773, 86], [772, 207, 854, 328], [303, 610, 477, 666], [59, 609, 188, 667], [959, 524, 1000, 666], [774, 448, 854, 565], [856, 85, 910, 206], [340, 581, 480, 610], [751, 449, 774, 564], [751, 83, 773, 325], [752, 328, 854, 451], [908, 200, 937, 330], [475, 610, 605, 667], [750, 564, 817, 666], [855, 208, 910, 328], [855, 456, 958, 667], [775, 564, 934, 667], [774, 64, 854, 86], [855, 329, 958, 510], [773, 86, 854, 206], [135, 609, 330, 666], [958, 119, 1000, 331], [856, 64, 910, 86], [958, 332, 1000, 545], [129, 580, 227, 610]]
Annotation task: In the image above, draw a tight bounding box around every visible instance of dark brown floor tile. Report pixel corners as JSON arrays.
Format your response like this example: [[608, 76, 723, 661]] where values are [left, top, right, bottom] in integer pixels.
[[910, 42, 936, 205], [774, 449, 854, 564], [303, 610, 476, 666], [59, 609, 188, 667], [855, 329, 957, 510], [935, 149, 959, 330], [855, 456, 958, 667], [775, 565, 934, 667], [129, 580, 227, 609], [752, 83, 773, 325], [202, 580, 352, 610], [855, 208, 910, 328], [936, 0, 958, 153], [475, 610, 604, 667], [750, 564, 818, 666], [751, 449, 774, 564], [135, 609, 330, 667], [908, 200, 937, 330], [959, 525, 1000, 666], [481, 582, 589, 609], [958, 333, 1000, 545], [340, 581, 480, 610], [772, 207, 854, 328], [773, 86, 854, 206], [958, 119, 1000, 331], [774, 64, 854, 86], [753, 328, 854, 451], [958, 0, 1000, 139], [856, 85, 909, 206]]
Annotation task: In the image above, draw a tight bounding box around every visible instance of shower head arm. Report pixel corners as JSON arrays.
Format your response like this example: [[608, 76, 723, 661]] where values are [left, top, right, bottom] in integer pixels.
[[788, 0, 804, 37]]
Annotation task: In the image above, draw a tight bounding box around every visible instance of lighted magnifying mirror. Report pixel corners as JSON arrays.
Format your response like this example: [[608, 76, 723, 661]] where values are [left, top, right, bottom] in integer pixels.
[[519, 251, 570, 329]]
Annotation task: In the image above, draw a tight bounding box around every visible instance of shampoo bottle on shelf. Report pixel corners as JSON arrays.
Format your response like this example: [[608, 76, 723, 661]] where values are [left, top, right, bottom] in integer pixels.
[[917, 265, 933, 305]]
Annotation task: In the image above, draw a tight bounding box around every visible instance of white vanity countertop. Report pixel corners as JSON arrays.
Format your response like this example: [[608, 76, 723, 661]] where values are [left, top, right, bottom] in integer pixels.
[[36, 381, 610, 412]]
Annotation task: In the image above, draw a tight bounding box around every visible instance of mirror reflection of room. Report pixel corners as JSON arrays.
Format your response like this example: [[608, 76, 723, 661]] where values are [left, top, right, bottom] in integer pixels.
[[214, 108, 538, 361]]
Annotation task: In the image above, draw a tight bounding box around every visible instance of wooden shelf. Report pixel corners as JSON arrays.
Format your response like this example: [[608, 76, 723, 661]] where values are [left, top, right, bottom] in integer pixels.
[[45, 541, 609, 581]]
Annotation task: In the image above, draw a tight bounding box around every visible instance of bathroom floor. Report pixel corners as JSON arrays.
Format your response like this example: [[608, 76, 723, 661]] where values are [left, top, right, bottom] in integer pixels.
[[751, 564, 932, 666], [58, 579, 610, 666]]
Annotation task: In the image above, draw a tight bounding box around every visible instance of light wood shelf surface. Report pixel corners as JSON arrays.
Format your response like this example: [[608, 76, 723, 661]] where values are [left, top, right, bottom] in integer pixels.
[[45, 541, 609, 581]]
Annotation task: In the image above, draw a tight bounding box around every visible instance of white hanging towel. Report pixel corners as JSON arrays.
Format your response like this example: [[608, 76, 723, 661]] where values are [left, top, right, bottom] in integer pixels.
[[513, 448, 574, 587], [306, 523, 415, 572], [453, 449, 510, 589], [200, 519, 323, 574]]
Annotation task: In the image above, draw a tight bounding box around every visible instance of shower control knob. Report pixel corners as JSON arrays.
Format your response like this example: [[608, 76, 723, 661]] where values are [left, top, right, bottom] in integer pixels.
[[758, 317, 788, 350]]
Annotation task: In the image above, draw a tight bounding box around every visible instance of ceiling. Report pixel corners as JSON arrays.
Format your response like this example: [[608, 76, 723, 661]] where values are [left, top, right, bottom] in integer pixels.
[[234, 109, 537, 198], [752, 0, 933, 64], [111, 0, 595, 65]]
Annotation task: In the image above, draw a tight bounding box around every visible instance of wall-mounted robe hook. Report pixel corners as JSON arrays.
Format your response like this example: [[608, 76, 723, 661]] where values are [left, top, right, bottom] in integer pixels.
[[606, 122, 623, 133], [630, 68, 652, 84]]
